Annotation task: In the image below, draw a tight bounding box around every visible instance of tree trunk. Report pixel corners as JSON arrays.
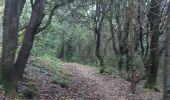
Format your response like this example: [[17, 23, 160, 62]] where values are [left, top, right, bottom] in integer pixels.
[[59, 40, 65, 59], [15, 0, 46, 80], [1, 0, 25, 96], [128, 0, 137, 94], [108, 12, 123, 74], [145, 0, 162, 89], [117, 54, 123, 75], [126, 52, 131, 80], [94, 0, 105, 74], [164, 1, 170, 99], [58, 33, 65, 59], [95, 28, 104, 73], [137, 3, 144, 59]]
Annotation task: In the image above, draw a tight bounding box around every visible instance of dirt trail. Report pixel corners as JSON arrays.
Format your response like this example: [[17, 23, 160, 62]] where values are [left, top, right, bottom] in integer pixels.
[[63, 63, 129, 100], [63, 63, 162, 100], [0, 62, 163, 100]]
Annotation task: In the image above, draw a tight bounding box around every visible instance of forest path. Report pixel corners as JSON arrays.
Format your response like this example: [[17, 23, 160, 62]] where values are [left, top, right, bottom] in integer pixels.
[[63, 63, 136, 100], [0, 62, 163, 100]]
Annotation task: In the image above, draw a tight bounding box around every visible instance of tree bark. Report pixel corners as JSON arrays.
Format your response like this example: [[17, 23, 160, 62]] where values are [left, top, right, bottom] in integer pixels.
[[137, 3, 144, 59], [15, 0, 46, 80], [128, 0, 137, 94], [95, 27, 104, 73], [1, 0, 25, 96], [145, 0, 162, 89], [164, 1, 170, 99], [94, 0, 105, 74]]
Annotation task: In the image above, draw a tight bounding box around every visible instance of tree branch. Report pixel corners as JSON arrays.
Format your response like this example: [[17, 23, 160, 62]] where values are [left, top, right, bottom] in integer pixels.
[[35, 0, 75, 34]]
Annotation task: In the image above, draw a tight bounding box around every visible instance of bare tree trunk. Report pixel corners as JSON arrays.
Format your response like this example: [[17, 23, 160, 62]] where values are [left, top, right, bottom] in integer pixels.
[[145, 0, 162, 89], [15, 0, 46, 80], [1, 0, 25, 96], [128, 0, 137, 94], [164, 1, 170, 99]]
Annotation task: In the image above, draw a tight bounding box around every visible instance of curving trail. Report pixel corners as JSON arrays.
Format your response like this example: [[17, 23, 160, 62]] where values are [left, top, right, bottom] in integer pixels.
[[63, 63, 162, 100]]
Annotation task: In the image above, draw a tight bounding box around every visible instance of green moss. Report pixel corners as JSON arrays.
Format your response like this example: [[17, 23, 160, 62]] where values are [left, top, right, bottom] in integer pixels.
[[1, 80, 16, 97]]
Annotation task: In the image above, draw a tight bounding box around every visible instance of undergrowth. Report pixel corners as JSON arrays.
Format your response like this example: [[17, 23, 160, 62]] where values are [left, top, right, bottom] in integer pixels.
[[29, 55, 70, 88]]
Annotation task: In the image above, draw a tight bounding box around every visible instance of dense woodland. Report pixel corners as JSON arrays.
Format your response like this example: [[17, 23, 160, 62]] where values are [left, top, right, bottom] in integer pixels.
[[0, 0, 170, 100]]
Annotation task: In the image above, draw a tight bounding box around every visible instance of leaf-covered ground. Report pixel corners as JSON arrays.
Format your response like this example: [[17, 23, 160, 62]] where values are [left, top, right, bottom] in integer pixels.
[[0, 62, 163, 100]]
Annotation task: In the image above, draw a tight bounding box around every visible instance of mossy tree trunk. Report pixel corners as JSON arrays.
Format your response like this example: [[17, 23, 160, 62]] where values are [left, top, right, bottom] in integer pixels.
[[14, 0, 76, 80], [93, 0, 105, 73], [145, 0, 162, 89], [107, 0, 129, 76], [15, 0, 46, 80], [1, 0, 25, 96]]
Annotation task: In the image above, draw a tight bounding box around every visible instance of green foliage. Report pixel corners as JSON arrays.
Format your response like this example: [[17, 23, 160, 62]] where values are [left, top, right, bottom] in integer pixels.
[[103, 66, 117, 75], [31, 55, 64, 75], [30, 54, 70, 88], [31, 17, 95, 64], [51, 76, 69, 88], [38, 56, 70, 88], [31, 18, 62, 57], [18, 82, 37, 99]]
